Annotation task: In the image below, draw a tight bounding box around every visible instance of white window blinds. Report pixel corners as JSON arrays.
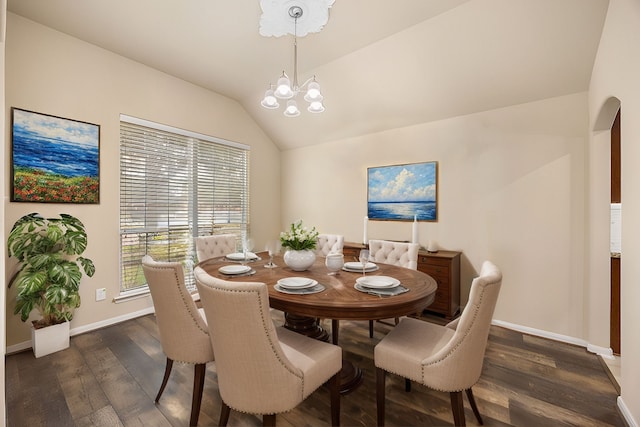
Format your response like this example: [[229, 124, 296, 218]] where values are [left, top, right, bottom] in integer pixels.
[[119, 115, 249, 292]]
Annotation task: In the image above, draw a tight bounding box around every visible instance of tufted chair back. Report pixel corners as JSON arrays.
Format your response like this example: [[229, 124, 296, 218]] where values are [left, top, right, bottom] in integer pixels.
[[421, 260, 502, 389], [142, 255, 213, 362], [195, 234, 236, 262], [315, 234, 344, 256], [374, 260, 502, 426], [141, 255, 214, 426], [368, 240, 419, 270], [193, 267, 342, 425]]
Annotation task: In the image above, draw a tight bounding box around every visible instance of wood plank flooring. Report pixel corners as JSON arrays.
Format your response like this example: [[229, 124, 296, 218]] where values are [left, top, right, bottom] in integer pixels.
[[6, 312, 625, 426]]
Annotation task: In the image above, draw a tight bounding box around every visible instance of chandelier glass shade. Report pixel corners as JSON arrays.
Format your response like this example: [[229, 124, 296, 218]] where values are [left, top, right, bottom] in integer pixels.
[[261, 6, 325, 117]]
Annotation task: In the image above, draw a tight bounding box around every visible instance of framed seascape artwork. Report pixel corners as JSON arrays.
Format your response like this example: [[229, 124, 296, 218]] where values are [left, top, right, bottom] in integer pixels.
[[367, 161, 438, 221], [11, 108, 100, 204]]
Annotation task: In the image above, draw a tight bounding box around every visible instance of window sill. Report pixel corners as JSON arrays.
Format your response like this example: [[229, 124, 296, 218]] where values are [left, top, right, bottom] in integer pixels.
[[113, 287, 151, 304], [113, 287, 200, 304]]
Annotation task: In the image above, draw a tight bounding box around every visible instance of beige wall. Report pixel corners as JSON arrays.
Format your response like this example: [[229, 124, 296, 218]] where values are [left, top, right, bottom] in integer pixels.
[[589, 0, 640, 424], [282, 92, 590, 338], [4, 14, 281, 348], [1, 0, 7, 422]]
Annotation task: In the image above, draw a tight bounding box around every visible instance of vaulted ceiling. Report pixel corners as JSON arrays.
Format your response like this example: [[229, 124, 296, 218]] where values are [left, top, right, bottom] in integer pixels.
[[7, 0, 609, 150]]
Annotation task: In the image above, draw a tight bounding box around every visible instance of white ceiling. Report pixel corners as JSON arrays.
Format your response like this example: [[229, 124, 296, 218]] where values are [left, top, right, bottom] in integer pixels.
[[7, 0, 609, 150]]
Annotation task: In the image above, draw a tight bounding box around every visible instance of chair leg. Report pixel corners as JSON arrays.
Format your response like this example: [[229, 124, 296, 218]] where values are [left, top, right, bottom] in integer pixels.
[[155, 358, 174, 402], [190, 363, 206, 426], [371, 318, 400, 337], [449, 391, 466, 426], [405, 378, 411, 392], [332, 319, 340, 345], [219, 401, 231, 426], [465, 388, 483, 425], [263, 413, 276, 426], [329, 372, 341, 426], [376, 368, 386, 427]]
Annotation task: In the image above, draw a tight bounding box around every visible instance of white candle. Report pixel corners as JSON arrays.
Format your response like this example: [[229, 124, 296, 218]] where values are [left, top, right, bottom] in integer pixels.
[[412, 215, 418, 244], [363, 216, 368, 245]]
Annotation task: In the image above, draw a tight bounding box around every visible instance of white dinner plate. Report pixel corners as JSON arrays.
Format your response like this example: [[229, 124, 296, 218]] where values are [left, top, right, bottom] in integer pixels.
[[343, 265, 379, 273], [354, 283, 409, 296], [226, 252, 258, 261], [277, 277, 317, 289], [275, 283, 325, 295], [218, 264, 252, 275], [343, 261, 378, 272], [355, 275, 400, 289]]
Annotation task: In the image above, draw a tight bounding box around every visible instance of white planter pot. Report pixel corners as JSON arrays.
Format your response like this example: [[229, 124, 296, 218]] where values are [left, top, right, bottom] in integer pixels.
[[283, 250, 317, 271], [31, 321, 70, 358]]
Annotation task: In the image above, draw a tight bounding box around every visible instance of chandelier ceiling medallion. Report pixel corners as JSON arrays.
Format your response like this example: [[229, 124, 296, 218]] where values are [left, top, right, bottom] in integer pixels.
[[259, 0, 334, 117]]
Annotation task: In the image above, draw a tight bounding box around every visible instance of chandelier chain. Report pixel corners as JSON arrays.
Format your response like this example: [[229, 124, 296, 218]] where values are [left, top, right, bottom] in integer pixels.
[[260, 4, 325, 116], [293, 10, 299, 89]]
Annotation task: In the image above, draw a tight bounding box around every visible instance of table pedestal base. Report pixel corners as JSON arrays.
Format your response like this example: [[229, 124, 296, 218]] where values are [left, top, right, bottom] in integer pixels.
[[283, 313, 329, 341], [283, 314, 363, 394], [339, 360, 363, 394]]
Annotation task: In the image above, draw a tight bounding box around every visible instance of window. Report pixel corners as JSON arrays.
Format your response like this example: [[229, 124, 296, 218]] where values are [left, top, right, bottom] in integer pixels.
[[119, 115, 249, 294]]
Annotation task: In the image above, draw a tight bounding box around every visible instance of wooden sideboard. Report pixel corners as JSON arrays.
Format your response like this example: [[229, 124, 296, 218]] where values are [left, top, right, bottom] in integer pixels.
[[343, 242, 461, 319], [417, 250, 460, 318], [342, 241, 367, 261]]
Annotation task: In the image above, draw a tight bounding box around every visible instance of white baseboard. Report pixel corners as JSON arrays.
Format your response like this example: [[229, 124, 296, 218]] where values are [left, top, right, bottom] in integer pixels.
[[6, 306, 155, 355], [587, 343, 614, 358], [618, 396, 638, 427], [69, 307, 155, 336], [491, 319, 613, 357], [6, 340, 33, 354]]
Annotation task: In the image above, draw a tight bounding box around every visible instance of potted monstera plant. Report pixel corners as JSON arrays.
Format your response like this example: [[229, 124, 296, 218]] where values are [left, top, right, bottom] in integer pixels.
[[7, 213, 95, 357]]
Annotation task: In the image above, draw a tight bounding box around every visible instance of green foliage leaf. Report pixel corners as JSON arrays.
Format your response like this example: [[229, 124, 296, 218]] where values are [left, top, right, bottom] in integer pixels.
[[50, 261, 82, 288], [46, 224, 64, 244], [6, 213, 95, 326], [15, 270, 48, 296], [60, 214, 86, 233], [64, 231, 88, 255], [29, 252, 62, 271], [14, 296, 36, 322], [44, 284, 68, 305], [78, 257, 96, 277]]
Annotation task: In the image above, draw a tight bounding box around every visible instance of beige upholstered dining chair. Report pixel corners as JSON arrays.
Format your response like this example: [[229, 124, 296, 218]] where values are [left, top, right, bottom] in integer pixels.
[[193, 267, 342, 426], [195, 234, 236, 262], [368, 239, 419, 269], [141, 255, 214, 427], [315, 233, 344, 256], [374, 260, 502, 426], [367, 239, 420, 337]]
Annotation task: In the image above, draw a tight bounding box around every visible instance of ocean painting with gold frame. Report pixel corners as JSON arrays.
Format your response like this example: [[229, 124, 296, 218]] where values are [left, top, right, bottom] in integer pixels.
[[367, 161, 437, 221]]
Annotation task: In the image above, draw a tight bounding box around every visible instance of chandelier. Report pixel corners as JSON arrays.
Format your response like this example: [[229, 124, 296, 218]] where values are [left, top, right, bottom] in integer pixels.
[[260, 6, 325, 117]]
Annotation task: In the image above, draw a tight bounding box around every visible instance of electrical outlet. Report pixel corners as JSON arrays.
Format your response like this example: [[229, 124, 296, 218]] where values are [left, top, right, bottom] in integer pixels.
[[96, 288, 107, 301]]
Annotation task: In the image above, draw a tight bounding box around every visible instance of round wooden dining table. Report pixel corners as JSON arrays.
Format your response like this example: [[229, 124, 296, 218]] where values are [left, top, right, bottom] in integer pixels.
[[196, 252, 438, 393]]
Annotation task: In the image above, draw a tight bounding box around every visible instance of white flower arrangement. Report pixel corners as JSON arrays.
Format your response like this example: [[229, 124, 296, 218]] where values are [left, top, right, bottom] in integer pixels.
[[280, 220, 319, 251]]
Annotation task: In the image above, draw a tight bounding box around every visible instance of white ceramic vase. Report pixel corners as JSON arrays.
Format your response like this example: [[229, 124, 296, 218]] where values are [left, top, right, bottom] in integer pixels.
[[283, 249, 316, 271]]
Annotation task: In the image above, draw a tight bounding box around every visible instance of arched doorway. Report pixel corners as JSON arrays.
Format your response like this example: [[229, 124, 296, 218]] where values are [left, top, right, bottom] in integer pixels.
[[610, 108, 621, 354], [591, 96, 622, 389]]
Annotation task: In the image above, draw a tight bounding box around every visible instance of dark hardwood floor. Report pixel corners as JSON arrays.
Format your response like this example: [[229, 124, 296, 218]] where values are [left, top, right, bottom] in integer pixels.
[[6, 311, 625, 426]]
